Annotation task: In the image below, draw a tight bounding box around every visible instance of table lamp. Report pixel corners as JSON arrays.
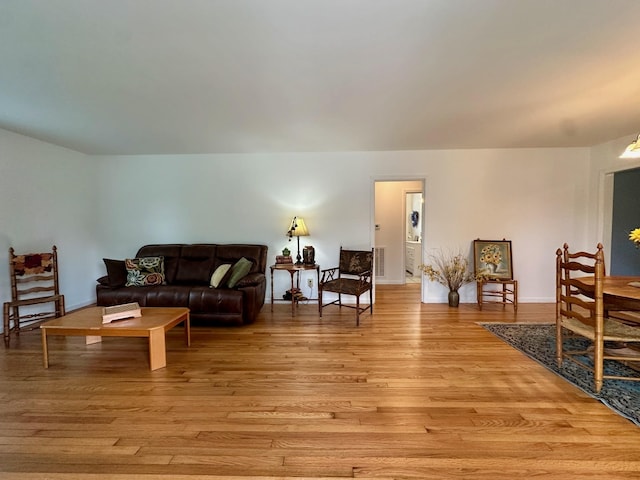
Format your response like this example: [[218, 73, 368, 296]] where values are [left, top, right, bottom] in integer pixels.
[[620, 132, 640, 158], [286, 216, 309, 265]]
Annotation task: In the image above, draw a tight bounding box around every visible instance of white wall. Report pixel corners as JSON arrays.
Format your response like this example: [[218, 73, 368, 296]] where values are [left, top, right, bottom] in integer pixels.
[[93, 153, 379, 302], [0, 127, 598, 319], [0, 129, 99, 311], [93, 148, 590, 304]]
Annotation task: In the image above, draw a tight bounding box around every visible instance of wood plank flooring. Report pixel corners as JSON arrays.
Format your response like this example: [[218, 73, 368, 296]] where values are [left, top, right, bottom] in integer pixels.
[[1, 284, 639, 479]]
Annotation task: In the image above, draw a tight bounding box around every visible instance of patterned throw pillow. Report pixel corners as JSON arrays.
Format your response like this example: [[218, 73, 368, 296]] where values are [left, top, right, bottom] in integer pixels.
[[125, 256, 165, 286]]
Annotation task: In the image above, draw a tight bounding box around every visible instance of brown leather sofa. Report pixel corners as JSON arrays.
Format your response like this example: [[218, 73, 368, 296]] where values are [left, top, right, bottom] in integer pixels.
[[96, 244, 267, 326]]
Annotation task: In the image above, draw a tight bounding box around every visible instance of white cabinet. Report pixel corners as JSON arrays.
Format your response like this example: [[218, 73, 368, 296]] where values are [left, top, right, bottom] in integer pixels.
[[405, 241, 421, 276]]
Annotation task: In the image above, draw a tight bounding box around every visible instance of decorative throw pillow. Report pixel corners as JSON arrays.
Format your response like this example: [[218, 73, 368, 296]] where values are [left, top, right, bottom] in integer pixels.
[[125, 256, 165, 286], [103, 258, 128, 287], [210, 263, 232, 288], [226, 257, 253, 288]]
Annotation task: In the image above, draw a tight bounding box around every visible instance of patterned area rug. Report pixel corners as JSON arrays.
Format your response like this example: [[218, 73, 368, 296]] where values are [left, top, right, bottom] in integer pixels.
[[481, 323, 640, 426]]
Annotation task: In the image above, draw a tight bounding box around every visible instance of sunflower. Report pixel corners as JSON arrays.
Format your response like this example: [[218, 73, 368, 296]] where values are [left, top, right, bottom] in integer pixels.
[[629, 228, 640, 247]]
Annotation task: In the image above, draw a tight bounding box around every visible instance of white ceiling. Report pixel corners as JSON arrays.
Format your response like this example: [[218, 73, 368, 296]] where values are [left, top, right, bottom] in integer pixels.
[[2, 0, 640, 155]]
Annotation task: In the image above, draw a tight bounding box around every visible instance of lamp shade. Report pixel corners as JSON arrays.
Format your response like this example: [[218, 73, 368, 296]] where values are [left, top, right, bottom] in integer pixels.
[[620, 133, 640, 158], [288, 217, 309, 237]]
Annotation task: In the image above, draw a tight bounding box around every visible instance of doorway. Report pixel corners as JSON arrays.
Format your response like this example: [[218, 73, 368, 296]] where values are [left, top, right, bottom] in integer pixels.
[[373, 179, 425, 289], [610, 167, 640, 274]]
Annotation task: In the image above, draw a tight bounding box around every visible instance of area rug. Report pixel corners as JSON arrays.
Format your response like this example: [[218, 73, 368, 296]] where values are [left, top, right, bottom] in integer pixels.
[[480, 323, 640, 426]]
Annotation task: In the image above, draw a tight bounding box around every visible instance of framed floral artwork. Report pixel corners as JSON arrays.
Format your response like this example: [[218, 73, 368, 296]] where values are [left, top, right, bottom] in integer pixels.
[[473, 239, 513, 280]]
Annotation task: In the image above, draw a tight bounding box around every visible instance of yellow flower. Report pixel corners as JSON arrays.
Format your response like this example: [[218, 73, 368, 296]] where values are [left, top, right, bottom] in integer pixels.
[[630, 228, 640, 247]]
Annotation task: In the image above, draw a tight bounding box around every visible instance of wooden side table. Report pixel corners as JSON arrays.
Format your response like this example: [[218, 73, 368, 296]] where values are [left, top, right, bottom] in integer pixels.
[[270, 263, 320, 316]]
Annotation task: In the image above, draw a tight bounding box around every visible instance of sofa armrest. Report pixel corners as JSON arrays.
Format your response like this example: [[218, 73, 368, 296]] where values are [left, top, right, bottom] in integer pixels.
[[236, 273, 267, 324], [234, 272, 265, 288], [97, 275, 110, 286]]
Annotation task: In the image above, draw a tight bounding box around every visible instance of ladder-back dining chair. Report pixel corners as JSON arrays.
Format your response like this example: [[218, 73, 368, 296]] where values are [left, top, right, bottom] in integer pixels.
[[556, 242, 640, 393], [3, 246, 65, 347]]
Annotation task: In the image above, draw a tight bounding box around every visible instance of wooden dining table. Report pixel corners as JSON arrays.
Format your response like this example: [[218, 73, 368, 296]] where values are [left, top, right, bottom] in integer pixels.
[[578, 275, 640, 313]]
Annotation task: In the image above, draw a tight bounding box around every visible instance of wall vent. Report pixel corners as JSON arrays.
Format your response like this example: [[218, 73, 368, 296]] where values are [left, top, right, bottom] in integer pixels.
[[374, 247, 385, 277]]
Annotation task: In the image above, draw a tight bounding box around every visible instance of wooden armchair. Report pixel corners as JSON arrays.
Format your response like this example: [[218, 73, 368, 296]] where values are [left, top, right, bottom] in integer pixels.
[[318, 248, 373, 326], [556, 242, 640, 393], [3, 246, 65, 347]]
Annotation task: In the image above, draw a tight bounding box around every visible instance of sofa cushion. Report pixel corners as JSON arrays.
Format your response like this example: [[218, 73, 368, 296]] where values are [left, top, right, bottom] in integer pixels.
[[214, 244, 266, 274], [188, 286, 243, 316], [125, 257, 166, 286], [144, 285, 191, 307], [210, 263, 232, 288], [175, 244, 217, 284], [103, 258, 127, 287], [226, 257, 253, 288]]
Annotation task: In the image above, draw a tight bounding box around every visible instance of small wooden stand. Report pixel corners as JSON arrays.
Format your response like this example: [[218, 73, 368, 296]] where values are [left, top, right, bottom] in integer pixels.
[[101, 302, 142, 324], [476, 279, 518, 312]]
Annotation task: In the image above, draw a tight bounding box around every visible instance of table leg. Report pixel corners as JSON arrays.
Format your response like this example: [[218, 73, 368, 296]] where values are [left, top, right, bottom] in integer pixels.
[[41, 329, 49, 368], [289, 270, 296, 316], [270, 267, 274, 312], [184, 313, 191, 346], [148, 328, 167, 371]]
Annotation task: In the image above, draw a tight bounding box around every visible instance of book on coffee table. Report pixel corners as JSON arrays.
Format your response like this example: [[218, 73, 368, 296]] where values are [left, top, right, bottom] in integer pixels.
[[102, 302, 142, 324]]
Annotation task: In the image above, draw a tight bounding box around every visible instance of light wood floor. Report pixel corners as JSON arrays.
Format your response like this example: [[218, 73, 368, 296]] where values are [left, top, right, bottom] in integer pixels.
[[1, 284, 639, 479]]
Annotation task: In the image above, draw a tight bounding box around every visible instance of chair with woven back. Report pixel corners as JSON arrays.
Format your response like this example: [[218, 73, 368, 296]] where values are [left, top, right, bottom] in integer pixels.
[[318, 247, 374, 326], [555, 242, 640, 393], [3, 245, 65, 347]]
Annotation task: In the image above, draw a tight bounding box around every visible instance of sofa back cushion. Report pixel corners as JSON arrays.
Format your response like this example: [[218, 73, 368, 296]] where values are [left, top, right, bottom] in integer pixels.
[[133, 244, 267, 286], [174, 244, 217, 285], [214, 244, 267, 274]]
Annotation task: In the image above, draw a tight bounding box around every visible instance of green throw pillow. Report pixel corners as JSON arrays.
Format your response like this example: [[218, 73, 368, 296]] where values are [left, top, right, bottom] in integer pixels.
[[226, 257, 252, 288]]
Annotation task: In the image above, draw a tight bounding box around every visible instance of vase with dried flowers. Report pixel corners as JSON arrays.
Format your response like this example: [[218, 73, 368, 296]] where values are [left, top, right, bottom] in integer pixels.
[[418, 248, 475, 307], [630, 228, 640, 248]]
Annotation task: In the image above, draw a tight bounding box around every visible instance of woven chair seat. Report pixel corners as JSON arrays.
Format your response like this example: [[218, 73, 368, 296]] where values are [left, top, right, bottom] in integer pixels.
[[562, 317, 640, 343], [321, 278, 368, 296]]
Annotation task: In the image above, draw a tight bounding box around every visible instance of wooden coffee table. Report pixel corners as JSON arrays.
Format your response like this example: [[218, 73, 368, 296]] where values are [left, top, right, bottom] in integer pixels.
[[40, 306, 190, 370]]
